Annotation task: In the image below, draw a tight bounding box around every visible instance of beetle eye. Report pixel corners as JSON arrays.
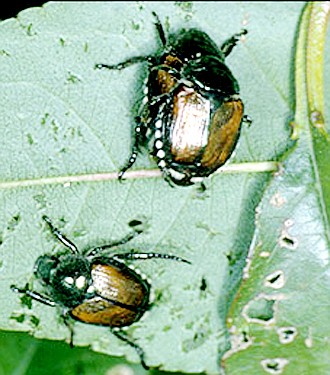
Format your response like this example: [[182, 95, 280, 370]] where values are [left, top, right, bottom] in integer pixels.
[[34, 255, 58, 283]]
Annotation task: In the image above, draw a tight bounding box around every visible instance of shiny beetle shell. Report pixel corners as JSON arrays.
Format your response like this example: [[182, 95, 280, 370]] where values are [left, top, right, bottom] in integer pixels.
[[96, 13, 248, 186], [70, 258, 149, 327], [11, 216, 190, 369]]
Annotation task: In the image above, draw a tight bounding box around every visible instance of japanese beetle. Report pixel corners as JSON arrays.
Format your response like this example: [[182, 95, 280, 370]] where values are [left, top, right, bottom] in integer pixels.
[[11, 216, 190, 369], [96, 13, 249, 186]]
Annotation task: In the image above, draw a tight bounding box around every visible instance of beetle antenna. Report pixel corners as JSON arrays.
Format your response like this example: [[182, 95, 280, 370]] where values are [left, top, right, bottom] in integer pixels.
[[42, 216, 79, 254]]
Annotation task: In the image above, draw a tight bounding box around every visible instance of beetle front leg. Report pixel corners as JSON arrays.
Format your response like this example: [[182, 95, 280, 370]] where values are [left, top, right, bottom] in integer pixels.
[[42, 216, 79, 255], [220, 29, 247, 57], [95, 55, 152, 71], [118, 120, 149, 180], [11, 284, 56, 307], [152, 11, 167, 47]]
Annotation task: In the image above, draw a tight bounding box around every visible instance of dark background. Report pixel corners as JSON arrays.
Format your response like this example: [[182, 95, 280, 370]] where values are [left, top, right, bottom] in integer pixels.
[[1, 1, 45, 20]]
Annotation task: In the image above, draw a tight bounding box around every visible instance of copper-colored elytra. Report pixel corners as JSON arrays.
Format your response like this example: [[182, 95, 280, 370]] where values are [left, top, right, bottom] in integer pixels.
[[71, 297, 139, 327], [71, 263, 147, 327], [170, 87, 210, 163], [201, 99, 243, 169], [91, 264, 146, 307]]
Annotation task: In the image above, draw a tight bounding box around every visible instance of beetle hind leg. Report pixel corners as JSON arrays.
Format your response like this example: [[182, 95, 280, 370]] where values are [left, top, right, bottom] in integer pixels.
[[112, 251, 191, 264], [111, 328, 149, 370], [62, 313, 75, 348], [220, 29, 247, 57]]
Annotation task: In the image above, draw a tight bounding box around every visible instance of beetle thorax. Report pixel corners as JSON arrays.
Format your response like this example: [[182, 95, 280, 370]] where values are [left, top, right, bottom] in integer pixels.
[[48, 255, 92, 307]]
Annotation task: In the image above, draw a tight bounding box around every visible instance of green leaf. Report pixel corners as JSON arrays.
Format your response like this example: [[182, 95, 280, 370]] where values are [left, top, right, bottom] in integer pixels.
[[0, 2, 320, 374], [224, 2, 330, 374], [0, 330, 147, 375]]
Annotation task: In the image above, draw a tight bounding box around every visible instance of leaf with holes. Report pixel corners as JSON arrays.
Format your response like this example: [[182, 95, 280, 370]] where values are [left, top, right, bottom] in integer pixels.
[[224, 3, 330, 375], [0, 2, 316, 374]]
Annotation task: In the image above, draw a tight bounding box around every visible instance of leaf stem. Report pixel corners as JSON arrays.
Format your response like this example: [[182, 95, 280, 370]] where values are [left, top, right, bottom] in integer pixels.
[[0, 162, 279, 190]]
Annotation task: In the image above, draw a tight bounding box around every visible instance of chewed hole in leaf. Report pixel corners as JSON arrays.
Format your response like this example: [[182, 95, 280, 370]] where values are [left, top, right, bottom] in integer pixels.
[[243, 296, 276, 324], [278, 219, 298, 250], [7, 213, 21, 232], [277, 326, 298, 344], [270, 192, 286, 207], [10, 313, 26, 323], [10, 312, 39, 327], [260, 358, 289, 374], [279, 233, 298, 250], [265, 270, 285, 289], [200, 277, 207, 291], [128, 219, 143, 227], [241, 329, 251, 343], [30, 315, 40, 327], [182, 327, 209, 352], [128, 216, 149, 233], [20, 294, 33, 309]]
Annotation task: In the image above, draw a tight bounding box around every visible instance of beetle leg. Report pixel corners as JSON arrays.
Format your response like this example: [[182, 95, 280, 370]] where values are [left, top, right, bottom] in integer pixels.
[[111, 328, 149, 370], [43, 216, 79, 255], [152, 11, 167, 47], [220, 29, 247, 57], [86, 232, 140, 256], [85, 221, 145, 257], [118, 120, 149, 180], [61, 312, 75, 348], [167, 169, 196, 187], [11, 284, 56, 307], [161, 167, 176, 187], [157, 163, 196, 187], [111, 252, 191, 264], [242, 114, 252, 127], [95, 55, 151, 71], [156, 161, 193, 188]]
